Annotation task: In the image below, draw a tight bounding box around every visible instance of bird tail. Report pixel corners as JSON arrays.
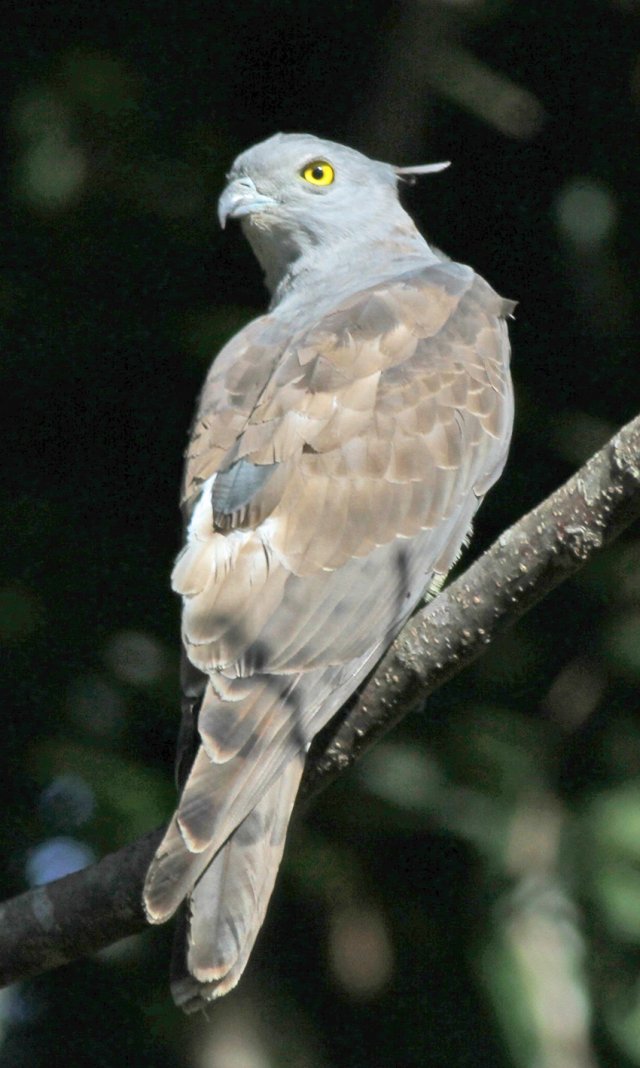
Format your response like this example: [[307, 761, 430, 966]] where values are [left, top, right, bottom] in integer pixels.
[[156, 751, 305, 1012], [143, 650, 380, 1009]]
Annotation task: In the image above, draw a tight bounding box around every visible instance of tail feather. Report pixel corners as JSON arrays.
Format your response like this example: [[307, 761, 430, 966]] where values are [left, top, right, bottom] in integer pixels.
[[144, 647, 384, 1009], [169, 751, 304, 1012], [144, 814, 217, 924]]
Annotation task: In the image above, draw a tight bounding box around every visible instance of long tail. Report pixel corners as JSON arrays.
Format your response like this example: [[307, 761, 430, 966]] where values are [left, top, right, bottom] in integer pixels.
[[168, 752, 304, 1011], [144, 648, 382, 1009]]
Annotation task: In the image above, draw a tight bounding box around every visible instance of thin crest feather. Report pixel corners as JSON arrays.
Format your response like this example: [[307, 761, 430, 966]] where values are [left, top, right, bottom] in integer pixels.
[[395, 160, 451, 185]]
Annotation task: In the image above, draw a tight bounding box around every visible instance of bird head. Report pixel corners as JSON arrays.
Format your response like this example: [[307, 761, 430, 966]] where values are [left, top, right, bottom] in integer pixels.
[[217, 133, 449, 295]]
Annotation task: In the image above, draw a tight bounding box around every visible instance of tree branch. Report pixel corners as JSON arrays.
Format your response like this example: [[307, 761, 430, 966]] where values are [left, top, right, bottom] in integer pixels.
[[1, 413, 639, 990], [301, 411, 640, 799]]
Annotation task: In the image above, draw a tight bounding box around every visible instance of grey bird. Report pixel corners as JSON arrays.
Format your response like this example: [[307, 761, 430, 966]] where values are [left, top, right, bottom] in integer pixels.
[[143, 132, 514, 1011]]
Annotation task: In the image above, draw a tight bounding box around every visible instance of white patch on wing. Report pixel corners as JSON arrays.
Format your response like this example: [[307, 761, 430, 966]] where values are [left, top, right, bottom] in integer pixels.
[[172, 483, 281, 600], [188, 475, 216, 541]]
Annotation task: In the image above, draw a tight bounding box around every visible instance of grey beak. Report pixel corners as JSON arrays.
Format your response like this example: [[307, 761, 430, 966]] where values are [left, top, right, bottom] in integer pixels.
[[218, 176, 278, 229]]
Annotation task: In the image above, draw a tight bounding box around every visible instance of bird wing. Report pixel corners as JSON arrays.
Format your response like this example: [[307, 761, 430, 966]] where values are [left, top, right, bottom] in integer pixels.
[[175, 260, 512, 672], [144, 260, 513, 987]]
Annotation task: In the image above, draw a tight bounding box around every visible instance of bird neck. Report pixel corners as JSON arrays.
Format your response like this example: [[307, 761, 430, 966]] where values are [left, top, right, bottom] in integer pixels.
[[267, 225, 439, 311], [241, 198, 440, 310]]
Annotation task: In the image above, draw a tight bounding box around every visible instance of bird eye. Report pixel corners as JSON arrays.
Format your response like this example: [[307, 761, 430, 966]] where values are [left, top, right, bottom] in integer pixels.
[[301, 160, 335, 186]]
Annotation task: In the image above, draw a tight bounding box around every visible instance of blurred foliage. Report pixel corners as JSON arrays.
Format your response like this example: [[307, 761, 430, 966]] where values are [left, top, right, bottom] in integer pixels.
[[2, 1, 640, 1065]]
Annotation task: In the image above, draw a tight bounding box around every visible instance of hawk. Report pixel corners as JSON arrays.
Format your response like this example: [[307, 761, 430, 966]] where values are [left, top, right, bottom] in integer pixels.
[[143, 133, 514, 1011]]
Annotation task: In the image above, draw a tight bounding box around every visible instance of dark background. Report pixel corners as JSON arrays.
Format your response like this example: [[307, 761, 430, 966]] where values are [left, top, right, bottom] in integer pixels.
[[2, 1, 640, 1065]]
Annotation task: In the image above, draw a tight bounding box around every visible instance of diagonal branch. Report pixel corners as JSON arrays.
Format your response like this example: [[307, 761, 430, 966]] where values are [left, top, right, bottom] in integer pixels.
[[1, 413, 639, 991], [301, 411, 640, 799]]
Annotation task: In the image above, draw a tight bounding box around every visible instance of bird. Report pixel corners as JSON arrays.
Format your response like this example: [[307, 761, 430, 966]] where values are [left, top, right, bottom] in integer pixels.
[[143, 132, 514, 1012]]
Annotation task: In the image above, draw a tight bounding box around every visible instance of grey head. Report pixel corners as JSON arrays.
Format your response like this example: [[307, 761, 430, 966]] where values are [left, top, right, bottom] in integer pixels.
[[218, 133, 449, 299]]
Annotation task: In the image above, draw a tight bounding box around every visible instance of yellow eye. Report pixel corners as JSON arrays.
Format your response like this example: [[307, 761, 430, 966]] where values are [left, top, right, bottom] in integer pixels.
[[301, 160, 335, 186]]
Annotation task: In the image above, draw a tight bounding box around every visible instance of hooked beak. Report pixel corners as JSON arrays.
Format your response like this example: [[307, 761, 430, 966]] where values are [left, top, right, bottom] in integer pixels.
[[217, 176, 278, 229]]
